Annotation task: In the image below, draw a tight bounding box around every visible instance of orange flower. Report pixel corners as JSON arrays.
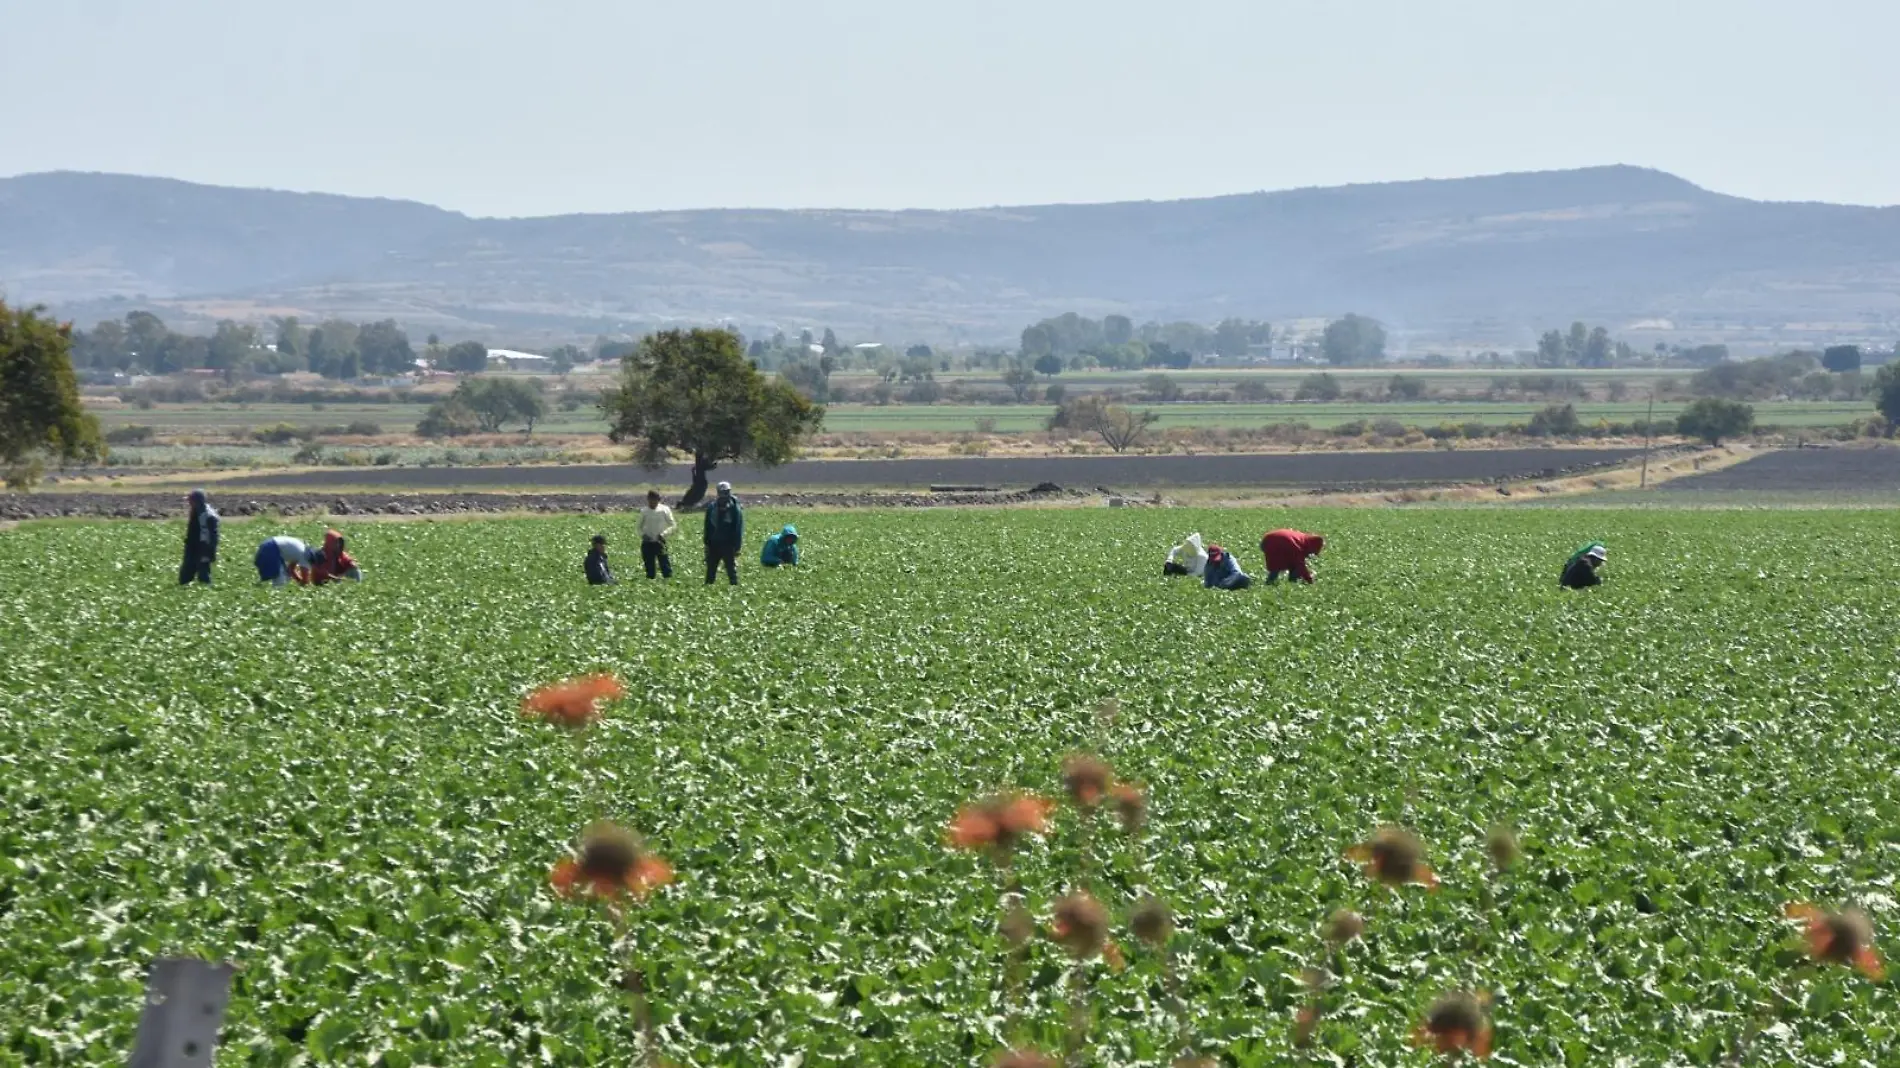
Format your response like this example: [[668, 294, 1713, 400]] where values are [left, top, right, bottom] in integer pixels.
[[1786, 903, 1885, 979], [1061, 754, 1113, 809], [1412, 991, 1493, 1059], [522, 674, 626, 730], [1346, 826, 1439, 889], [1051, 891, 1110, 960], [946, 793, 1056, 855], [550, 821, 674, 902], [1109, 781, 1147, 833], [1102, 938, 1126, 972]]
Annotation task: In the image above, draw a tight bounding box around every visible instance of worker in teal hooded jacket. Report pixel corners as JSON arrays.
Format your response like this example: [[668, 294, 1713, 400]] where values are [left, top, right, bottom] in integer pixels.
[[761, 524, 800, 568]]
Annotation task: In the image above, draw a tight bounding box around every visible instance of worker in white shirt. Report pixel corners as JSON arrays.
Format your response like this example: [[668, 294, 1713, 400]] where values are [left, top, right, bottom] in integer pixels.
[[254, 534, 314, 586], [637, 489, 679, 579]]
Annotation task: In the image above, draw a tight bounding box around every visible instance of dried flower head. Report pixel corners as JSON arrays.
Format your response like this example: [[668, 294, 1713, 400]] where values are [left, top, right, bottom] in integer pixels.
[[1293, 1002, 1321, 1048], [550, 821, 674, 902], [522, 674, 626, 730], [1051, 891, 1110, 960], [1486, 825, 1521, 871], [1324, 908, 1366, 946], [1110, 781, 1147, 833], [946, 793, 1056, 855], [1000, 904, 1035, 948], [1130, 896, 1174, 947], [1412, 990, 1493, 1059], [1346, 826, 1440, 889], [991, 1050, 1056, 1068], [1062, 754, 1113, 809], [1094, 697, 1121, 730], [1786, 903, 1885, 979]]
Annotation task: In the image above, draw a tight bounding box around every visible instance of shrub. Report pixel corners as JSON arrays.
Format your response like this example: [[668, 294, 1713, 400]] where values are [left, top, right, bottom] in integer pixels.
[[1370, 418, 1408, 438], [344, 421, 384, 436], [1334, 419, 1368, 436], [105, 425, 155, 445], [1676, 397, 1755, 444], [1527, 404, 1582, 438], [253, 423, 309, 445]]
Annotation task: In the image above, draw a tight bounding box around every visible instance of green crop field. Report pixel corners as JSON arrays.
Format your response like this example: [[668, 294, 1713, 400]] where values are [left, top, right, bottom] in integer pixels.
[[5, 509, 1899, 1065]]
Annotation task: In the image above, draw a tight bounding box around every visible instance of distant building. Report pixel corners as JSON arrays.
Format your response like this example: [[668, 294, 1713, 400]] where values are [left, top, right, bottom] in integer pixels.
[[488, 349, 551, 369]]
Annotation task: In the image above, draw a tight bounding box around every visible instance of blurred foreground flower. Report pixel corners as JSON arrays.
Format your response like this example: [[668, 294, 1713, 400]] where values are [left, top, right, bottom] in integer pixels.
[[551, 821, 674, 902], [1324, 908, 1366, 946], [1109, 782, 1147, 833], [1051, 891, 1110, 960], [1346, 826, 1440, 889], [1062, 754, 1113, 809], [991, 1050, 1055, 1068], [1786, 903, 1885, 979], [946, 793, 1056, 856], [523, 674, 626, 730], [1486, 825, 1521, 871], [1412, 990, 1493, 1059], [1131, 896, 1173, 947]]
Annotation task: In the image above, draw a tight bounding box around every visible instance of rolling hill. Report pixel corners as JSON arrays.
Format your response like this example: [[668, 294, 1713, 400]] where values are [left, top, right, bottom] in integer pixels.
[[3, 166, 1897, 346]]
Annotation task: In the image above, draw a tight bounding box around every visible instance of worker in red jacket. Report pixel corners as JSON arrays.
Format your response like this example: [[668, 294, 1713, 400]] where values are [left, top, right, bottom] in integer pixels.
[[1260, 529, 1325, 584]]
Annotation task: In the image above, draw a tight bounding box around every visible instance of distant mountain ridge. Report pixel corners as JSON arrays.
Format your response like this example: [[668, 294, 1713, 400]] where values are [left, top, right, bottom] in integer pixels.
[[3, 166, 1897, 346]]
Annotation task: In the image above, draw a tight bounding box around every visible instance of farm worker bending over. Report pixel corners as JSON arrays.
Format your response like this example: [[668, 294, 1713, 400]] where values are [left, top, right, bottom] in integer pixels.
[[254, 535, 313, 586], [638, 489, 678, 580], [761, 525, 800, 568], [1164, 533, 1208, 577], [584, 534, 617, 585], [1560, 542, 1607, 589], [1260, 529, 1325, 584], [179, 489, 220, 585], [1202, 544, 1252, 590], [703, 481, 745, 586], [302, 529, 362, 585]]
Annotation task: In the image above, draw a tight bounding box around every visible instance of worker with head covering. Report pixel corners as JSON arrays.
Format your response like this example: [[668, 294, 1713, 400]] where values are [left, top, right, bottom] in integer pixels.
[[302, 529, 362, 585], [1260, 528, 1325, 584], [584, 534, 617, 585], [761, 524, 800, 568], [1202, 543, 1253, 591], [254, 534, 315, 586], [1163, 533, 1208, 578], [1560, 542, 1607, 589], [179, 489, 220, 585], [703, 480, 745, 585]]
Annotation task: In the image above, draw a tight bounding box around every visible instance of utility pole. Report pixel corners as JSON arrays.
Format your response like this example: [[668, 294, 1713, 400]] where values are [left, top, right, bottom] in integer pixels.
[[1639, 388, 1656, 489]]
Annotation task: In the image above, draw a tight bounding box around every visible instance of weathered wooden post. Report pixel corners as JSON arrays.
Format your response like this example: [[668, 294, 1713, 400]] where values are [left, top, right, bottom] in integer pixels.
[[128, 958, 235, 1068]]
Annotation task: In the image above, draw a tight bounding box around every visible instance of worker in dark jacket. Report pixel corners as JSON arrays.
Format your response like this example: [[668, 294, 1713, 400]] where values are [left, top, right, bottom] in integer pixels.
[[703, 481, 745, 585], [1560, 542, 1607, 589], [179, 488, 220, 585], [1260, 528, 1324, 584], [584, 534, 617, 585], [1202, 544, 1252, 590], [761, 525, 800, 568]]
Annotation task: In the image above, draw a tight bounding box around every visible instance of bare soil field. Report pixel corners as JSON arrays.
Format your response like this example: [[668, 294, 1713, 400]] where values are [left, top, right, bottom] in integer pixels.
[[1658, 446, 1900, 495], [209, 448, 1645, 492]]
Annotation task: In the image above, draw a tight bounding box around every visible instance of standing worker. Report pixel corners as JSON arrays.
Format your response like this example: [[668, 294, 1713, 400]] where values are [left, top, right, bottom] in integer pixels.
[[254, 534, 313, 587], [1560, 542, 1607, 589], [761, 524, 800, 568], [179, 489, 220, 585], [1260, 528, 1325, 584], [638, 489, 678, 580], [703, 481, 745, 586]]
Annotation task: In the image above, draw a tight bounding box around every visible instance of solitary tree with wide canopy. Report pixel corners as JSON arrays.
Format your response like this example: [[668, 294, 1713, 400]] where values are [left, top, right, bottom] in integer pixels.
[[602, 328, 824, 508], [2, 300, 105, 489]]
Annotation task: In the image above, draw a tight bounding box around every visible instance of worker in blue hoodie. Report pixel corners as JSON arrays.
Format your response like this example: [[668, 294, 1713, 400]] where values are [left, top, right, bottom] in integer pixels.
[[179, 488, 220, 585], [1201, 543, 1252, 591], [761, 524, 800, 568]]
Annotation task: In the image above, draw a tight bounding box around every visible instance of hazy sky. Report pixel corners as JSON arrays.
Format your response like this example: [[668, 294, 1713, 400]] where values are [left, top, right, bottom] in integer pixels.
[[3, 0, 1895, 216]]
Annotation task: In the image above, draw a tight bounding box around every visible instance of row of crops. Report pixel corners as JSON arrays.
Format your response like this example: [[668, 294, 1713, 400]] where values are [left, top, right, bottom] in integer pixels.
[[3, 508, 1898, 1064]]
